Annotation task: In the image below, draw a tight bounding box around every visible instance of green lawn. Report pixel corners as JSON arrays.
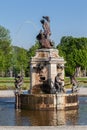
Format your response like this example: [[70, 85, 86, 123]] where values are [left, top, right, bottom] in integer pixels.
[[0, 77, 87, 90], [0, 77, 30, 90]]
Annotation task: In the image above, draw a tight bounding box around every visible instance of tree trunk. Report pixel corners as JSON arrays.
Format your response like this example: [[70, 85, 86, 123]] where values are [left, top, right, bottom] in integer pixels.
[[75, 66, 81, 77], [82, 68, 86, 77]]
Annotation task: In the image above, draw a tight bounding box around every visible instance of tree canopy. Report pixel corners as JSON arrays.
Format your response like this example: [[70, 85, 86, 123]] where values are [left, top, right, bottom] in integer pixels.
[[0, 25, 12, 76], [0, 26, 11, 41], [1, 24, 87, 77], [11, 46, 29, 76], [27, 41, 40, 61], [57, 36, 87, 76]]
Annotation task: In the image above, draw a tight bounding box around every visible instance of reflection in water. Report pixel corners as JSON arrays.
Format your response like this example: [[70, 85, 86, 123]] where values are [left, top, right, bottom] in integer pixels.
[[56, 111, 66, 125], [65, 110, 78, 125], [0, 97, 87, 126], [15, 109, 78, 126]]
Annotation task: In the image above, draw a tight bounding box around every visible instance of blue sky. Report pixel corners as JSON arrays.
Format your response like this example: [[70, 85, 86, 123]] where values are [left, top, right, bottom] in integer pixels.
[[0, 0, 87, 49]]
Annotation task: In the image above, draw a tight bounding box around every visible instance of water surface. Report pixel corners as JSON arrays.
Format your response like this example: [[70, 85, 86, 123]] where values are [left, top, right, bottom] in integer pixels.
[[0, 96, 87, 126]]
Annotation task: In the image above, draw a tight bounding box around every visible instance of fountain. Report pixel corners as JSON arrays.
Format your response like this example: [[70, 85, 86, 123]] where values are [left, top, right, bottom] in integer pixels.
[[15, 16, 79, 110]]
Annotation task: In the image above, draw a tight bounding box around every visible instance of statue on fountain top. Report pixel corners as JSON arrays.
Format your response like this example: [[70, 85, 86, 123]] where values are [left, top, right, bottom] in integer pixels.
[[36, 16, 54, 49]]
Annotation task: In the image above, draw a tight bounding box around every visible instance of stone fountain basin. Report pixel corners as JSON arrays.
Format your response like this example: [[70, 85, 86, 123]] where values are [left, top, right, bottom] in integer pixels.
[[15, 93, 79, 110]]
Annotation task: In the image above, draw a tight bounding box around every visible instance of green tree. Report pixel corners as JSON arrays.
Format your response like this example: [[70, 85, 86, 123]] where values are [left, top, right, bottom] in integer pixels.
[[0, 25, 12, 76], [0, 26, 11, 41], [57, 36, 87, 76], [27, 41, 40, 60], [27, 41, 40, 75], [11, 42, 39, 77], [11, 46, 28, 77]]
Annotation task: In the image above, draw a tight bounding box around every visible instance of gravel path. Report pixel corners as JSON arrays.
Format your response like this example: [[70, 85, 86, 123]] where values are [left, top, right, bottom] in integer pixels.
[[0, 126, 87, 130], [0, 87, 86, 97], [0, 90, 15, 97]]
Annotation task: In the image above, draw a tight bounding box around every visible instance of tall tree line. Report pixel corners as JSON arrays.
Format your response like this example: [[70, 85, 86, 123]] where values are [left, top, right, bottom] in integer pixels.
[[1, 25, 87, 77], [0, 25, 29, 77], [0, 25, 12, 76], [57, 36, 87, 77], [0, 25, 40, 77]]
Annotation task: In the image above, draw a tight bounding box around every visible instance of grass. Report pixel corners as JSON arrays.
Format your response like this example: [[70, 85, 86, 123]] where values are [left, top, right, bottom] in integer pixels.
[[65, 77, 87, 88], [0, 77, 30, 90], [0, 77, 87, 90], [65, 77, 87, 83]]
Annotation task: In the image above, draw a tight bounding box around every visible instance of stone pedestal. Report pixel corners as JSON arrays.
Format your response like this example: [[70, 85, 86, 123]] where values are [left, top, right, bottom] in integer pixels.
[[30, 49, 66, 94], [15, 93, 79, 110]]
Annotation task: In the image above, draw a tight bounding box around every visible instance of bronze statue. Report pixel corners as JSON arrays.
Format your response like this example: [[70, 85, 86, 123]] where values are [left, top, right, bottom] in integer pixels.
[[55, 73, 65, 93], [70, 75, 79, 93], [41, 16, 51, 39], [36, 16, 54, 49], [14, 75, 23, 93]]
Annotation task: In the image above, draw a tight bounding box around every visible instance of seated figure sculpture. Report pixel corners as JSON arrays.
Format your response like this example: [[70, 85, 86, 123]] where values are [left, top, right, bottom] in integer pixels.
[[55, 73, 65, 93]]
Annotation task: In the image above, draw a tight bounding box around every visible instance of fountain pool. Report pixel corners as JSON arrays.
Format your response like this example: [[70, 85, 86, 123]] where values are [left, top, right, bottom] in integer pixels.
[[0, 96, 86, 126]]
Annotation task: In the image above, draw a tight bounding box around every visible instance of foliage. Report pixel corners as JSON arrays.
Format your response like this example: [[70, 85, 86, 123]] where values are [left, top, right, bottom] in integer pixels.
[[27, 41, 40, 73], [0, 25, 12, 76], [57, 36, 87, 76], [27, 41, 40, 60], [0, 25, 40, 77], [11, 46, 29, 76], [11, 42, 39, 77], [0, 26, 11, 41], [0, 77, 30, 90], [1, 24, 87, 78]]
